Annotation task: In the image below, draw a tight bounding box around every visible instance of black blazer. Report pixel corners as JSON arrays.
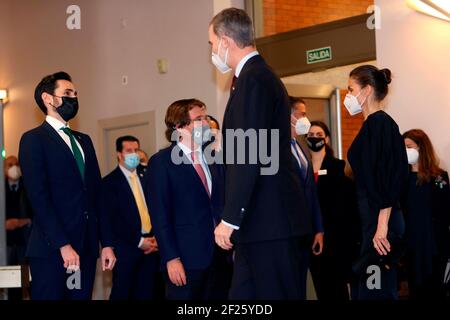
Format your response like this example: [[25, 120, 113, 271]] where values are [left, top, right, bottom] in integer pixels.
[[100, 166, 149, 248], [18, 121, 112, 257], [221, 54, 313, 243], [315, 154, 361, 258], [145, 144, 225, 270]]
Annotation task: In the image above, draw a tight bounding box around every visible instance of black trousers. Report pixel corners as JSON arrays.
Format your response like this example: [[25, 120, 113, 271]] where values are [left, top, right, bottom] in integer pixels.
[[229, 237, 309, 300], [165, 268, 211, 300], [29, 253, 97, 300], [110, 245, 159, 300]]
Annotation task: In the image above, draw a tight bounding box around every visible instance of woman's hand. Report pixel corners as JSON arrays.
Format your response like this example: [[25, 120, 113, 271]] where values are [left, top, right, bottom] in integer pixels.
[[373, 208, 392, 255]]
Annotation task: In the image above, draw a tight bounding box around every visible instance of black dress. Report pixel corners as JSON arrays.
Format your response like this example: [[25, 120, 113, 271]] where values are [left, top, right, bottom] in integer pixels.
[[347, 110, 409, 300], [309, 153, 361, 300], [403, 171, 450, 300]]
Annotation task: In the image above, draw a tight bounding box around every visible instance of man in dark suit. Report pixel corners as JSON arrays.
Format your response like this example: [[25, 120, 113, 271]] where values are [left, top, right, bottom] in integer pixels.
[[289, 97, 325, 298], [101, 135, 159, 299], [145, 99, 225, 300], [18, 71, 116, 300], [209, 8, 313, 299], [4, 156, 32, 300]]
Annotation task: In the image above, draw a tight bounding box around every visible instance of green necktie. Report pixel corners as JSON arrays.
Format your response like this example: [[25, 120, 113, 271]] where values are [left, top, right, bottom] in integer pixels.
[[61, 127, 85, 180]]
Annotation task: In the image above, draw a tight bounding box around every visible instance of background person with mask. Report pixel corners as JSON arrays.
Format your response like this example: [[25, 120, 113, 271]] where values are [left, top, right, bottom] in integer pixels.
[[306, 121, 361, 301], [136, 149, 149, 177], [101, 135, 159, 300], [18, 71, 116, 300], [146, 99, 225, 300], [289, 97, 324, 299], [346, 65, 409, 300], [4, 155, 32, 300], [402, 129, 450, 300]]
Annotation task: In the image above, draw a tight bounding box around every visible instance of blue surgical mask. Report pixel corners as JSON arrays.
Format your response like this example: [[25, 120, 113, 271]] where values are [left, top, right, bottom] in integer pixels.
[[192, 124, 212, 145], [124, 153, 140, 169]]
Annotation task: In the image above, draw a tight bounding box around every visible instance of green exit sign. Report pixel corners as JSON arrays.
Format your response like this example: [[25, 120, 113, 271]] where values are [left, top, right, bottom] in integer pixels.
[[306, 46, 332, 64]]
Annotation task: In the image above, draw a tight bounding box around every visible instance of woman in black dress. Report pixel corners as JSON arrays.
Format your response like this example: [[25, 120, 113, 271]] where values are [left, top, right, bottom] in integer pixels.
[[346, 65, 409, 300], [307, 121, 360, 300], [403, 129, 450, 300]]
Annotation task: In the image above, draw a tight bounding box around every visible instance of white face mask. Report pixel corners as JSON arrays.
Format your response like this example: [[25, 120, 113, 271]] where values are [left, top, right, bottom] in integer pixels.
[[7, 165, 21, 181], [343, 91, 366, 116], [292, 116, 311, 136], [406, 148, 419, 165], [211, 39, 231, 74]]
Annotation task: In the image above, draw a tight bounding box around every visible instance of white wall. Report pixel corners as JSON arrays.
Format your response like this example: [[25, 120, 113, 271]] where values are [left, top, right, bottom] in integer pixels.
[[375, 0, 450, 169], [0, 0, 228, 175]]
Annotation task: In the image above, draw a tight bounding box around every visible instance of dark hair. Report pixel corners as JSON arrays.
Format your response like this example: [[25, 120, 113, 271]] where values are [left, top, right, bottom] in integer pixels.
[[116, 135, 140, 152], [34, 71, 72, 114], [289, 96, 306, 110], [310, 120, 334, 156], [208, 115, 220, 130], [403, 129, 443, 184], [210, 8, 255, 48], [165, 98, 206, 142], [349, 65, 392, 101]]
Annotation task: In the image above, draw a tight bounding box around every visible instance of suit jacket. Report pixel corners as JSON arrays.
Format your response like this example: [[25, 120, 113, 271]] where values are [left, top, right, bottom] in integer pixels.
[[315, 153, 361, 259], [18, 121, 112, 258], [145, 144, 225, 270], [221, 54, 313, 243], [101, 166, 149, 248], [292, 140, 324, 234]]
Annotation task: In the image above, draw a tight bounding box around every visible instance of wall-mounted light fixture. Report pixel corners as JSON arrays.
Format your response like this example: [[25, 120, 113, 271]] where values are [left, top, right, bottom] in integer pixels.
[[407, 0, 450, 22], [0, 89, 8, 104]]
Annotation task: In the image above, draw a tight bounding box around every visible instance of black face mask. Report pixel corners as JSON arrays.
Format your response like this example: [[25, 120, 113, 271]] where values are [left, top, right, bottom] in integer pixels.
[[52, 96, 79, 122], [306, 137, 326, 152]]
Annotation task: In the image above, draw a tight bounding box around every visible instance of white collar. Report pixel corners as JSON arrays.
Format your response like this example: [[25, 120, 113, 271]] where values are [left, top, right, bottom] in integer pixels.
[[177, 142, 202, 158], [119, 164, 137, 178], [46, 115, 68, 131], [235, 51, 259, 77]]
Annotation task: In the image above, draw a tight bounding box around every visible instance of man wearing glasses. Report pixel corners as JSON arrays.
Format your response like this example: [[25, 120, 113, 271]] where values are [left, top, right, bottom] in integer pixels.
[[145, 98, 225, 300]]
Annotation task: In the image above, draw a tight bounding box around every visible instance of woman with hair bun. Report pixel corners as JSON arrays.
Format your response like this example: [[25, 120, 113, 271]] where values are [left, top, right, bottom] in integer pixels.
[[346, 65, 409, 300]]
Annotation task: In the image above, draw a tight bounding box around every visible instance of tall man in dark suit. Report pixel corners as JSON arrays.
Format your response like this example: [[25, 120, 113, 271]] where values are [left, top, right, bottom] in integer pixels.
[[18, 71, 116, 300], [145, 99, 225, 300], [209, 8, 313, 299], [101, 135, 159, 299], [289, 97, 325, 298]]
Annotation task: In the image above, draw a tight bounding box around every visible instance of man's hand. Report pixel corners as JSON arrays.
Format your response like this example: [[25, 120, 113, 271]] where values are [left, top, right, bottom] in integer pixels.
[[167, 258, 186, 286], [5, 218, 20, 231], [143, 237, 158, 255], [101, 247, 117, 271], [60, 244, 80, 271], [311, 232, 324, 255], [18, 218, 31, 228], [214, 222, 234, 250]]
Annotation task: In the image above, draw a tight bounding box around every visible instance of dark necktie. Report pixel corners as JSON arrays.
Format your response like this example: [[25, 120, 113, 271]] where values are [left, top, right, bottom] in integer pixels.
[[11, 184, 17, 192], [291, 139, 307, 181], [61, 127, 85, 180], [230, 75, 237, 95]]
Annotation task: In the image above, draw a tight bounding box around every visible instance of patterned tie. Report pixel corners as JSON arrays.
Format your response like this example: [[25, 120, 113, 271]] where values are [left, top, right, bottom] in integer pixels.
[[130, 173, 152, 234], [61, 127, 85, 180], [191, 151, 210, 197]]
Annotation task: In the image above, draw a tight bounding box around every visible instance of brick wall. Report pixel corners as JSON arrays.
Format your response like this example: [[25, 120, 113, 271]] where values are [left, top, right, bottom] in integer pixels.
[[263, 0, 373, 36]]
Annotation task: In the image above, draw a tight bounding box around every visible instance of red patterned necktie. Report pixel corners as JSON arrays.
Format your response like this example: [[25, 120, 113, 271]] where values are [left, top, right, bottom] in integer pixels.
[[191, 151, 210, 197]]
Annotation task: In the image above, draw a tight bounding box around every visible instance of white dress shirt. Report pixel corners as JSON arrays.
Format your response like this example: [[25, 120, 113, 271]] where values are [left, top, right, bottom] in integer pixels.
[[46, 115, 85, 161], [235, 51, 259, 78], [119, 164, 150, 248], [177, 142, 212, 194], [291, 140, 309, 171]]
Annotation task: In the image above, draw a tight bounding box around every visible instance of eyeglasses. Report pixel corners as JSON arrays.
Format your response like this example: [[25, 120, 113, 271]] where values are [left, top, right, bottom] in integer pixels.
[[191, 115, 211, 123]]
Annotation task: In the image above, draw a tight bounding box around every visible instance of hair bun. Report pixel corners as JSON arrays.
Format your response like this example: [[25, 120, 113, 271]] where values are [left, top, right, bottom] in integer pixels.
[[380, 68, 392, 84]]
